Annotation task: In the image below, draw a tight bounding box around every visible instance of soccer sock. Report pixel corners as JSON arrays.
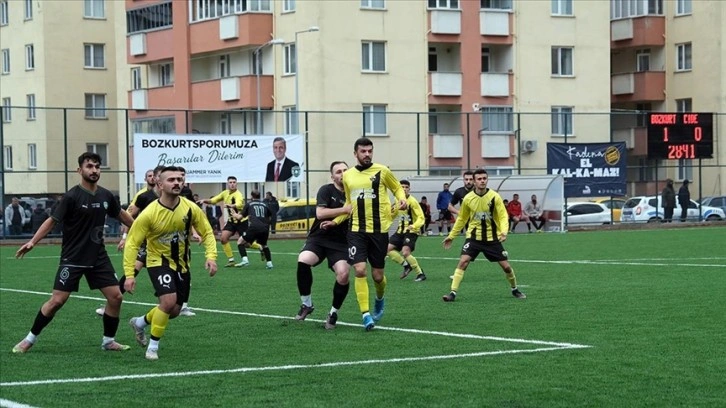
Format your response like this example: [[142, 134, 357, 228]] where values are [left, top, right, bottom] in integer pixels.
[[505, 269, 518, 289], [373, 275, 387, 299], [387, 250, 405, 265], [249, 242, 261, 250], [237, 243, 248, 258], [405, 254, 422, 274], [223, 242, 234, 260], [296, 262, 313, 296], [29, 309, 54, 337], [149, 308, 170, 340], [354, 276, 369, 313], [332, 281, 350, 310], [262, 247, 272, 261], [145, 306, 157, 324], [451, 268, 465, 292], [102, 313, 120, 338]]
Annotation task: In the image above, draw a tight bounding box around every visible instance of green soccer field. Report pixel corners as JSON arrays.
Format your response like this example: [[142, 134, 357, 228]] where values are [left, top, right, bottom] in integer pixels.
[[1, 228, 725, 407]]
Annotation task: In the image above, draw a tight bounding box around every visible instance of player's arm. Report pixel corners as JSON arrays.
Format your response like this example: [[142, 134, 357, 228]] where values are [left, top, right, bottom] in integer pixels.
[[447, 194, 460, 215], [494, 197, 509, 239], [123, 213, 150, 279], [409, 200, 425, 232], [446, 198, 470, 240], [15, 217, 57, 258], [382, 169, 407, 208]]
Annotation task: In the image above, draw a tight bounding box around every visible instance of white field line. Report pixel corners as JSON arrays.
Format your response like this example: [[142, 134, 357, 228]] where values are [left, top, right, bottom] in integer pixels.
[[0, 399, 39, 408]]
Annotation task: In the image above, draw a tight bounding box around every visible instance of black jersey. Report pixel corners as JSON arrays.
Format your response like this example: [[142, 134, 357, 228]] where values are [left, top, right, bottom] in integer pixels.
[[242, 200, 272, 228], [309, 183, 348, 241], [51, 185, 121, 267], [133, 189, 159, 216], [450, 186, 473, 208]]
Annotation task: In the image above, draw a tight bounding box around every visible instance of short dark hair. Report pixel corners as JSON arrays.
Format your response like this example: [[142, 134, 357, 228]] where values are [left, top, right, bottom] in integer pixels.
[[400, 180, 410, 186], [354, 137, 373, 151], [78, 152, 102, 167], [177, 166, 186, 173], [160, 166, 183, 175], [153, 165, 165, 176], [463, 170, 474, 177], [250, 190, 261, 199], [421, 196, 427, 200], [329, 160, 348, 173], [227, 176, 237, 182], [473, 168, 488, 177]]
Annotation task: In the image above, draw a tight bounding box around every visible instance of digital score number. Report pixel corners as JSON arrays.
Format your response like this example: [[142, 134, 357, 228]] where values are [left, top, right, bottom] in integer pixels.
[[647, 112, 713, 159]]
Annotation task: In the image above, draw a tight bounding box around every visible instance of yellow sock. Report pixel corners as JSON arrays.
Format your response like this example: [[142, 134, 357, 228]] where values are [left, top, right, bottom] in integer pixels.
[[149, 308, 170, 339], [387, 250, 405, 265], [249, 242, 261, 250], [145, 306, 157, 323], [505, 270, 517, 288], [222, 242, 233, 259], [373, 275, 387, 299], [451, 268, 465, 292], [355, 276, 369, 313], [405, 254, 422, 274]]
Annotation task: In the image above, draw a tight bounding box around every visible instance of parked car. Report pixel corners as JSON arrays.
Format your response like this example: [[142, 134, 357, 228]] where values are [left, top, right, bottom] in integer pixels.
[[564, 202, 612, 227], [275, 198, 317, 234], [621, 196, 725, 223], [591, 197, 626, 223], [699, 196, 726, 214]]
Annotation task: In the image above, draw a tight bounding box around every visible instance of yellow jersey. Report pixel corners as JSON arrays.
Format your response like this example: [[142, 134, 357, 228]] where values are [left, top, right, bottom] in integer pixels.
[[210, 189, 245, 224], [447, 188, 508, 243], [339, 163, 406, 233], [393, 195, 425, 235]]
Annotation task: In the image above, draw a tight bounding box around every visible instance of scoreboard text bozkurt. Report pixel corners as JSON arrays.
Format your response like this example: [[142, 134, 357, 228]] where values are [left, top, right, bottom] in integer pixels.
[[647, 112, 713, 159]]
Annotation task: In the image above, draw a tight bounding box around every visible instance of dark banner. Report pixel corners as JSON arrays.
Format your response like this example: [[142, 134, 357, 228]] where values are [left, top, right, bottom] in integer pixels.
[[547, 142, 627, 198]]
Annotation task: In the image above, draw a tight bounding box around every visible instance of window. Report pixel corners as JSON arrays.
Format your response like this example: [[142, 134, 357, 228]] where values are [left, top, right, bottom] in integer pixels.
[[428, 108, 438, 134], [480, 0, 512, 10], [252, 49, 262, 75], [26, 94, 35, 120], [362, 41, 386, 72], [3, 145, 12, 170], [132, 117, 176, 134], [1, 0, 8, 26], [86, 143, 108, 167], [24, 0, 31, 20], [284, 106, 298, 135], [676, 0, 691, 15], [551, 106, 574, 136], [551, 0, 572, 15], [481, 46, 490, 73], [219, 54, 230, 78], [283, 44, 296, 75], [481, 106, 513, 132], [131, 67, 142, 90], [220, 113, 231, 134], [25, 44, 34, 70], [361, 0, 385, 9], [428, 47, 438, 72], [428, 0, 459, 9], [28, 143, 37, 169], [551, 47, 573, 76], [189, 0, 271, 22], [286, 181, 300, 199], [84, 0, 105, 18], [676, 98, 692, 113], [678, 159, 693, 181], [283, 0, 295, 12], [363, 104, 387, 135], [1, 97, 10, 122], [1, 48, 9, 74], [84, 44, 105, 68], [159, 63, 173, 86], [676, 43, 692, 71], [610, 0, 663, 19], [84, 94, 106, 118], [635, 103, 651, 127], [127, 2, 172, 34], [636, 49, 650, 72]]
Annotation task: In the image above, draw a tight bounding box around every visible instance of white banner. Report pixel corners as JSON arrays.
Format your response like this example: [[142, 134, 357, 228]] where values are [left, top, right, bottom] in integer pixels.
[[133, 133, 305, 183]]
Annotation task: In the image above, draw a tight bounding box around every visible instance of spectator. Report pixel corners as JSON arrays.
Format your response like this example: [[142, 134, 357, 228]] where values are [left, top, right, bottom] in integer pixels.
[[5, 197, 28, 236], [507, 194, 530, 233], [30, 203, 49, 234], [436, 183, 453, 235], [678, 179, 691, 222], [263, 192, 280, 234], [524, 194, 546, 233], [419, 196, 432, 235], [661, 179, 676, 223]]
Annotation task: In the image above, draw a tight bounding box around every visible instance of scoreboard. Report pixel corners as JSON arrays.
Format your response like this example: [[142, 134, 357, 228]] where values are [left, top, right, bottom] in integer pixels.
[[646, 112, 713, 159]]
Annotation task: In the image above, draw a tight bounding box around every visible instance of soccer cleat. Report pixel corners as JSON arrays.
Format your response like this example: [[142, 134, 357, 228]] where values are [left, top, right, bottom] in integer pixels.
[[372, 297, 385, 322], [95, 305, 106, 316], [12, 340, 33, 354], [512, 289, 527, 299], [295, 304, 315, 321], [179, 307, 196, 317], [449, 275, 454, 280], [102, 341, 131, 351], [362, 314, 375, 331], [266, 261, 274, 269], [324, 312, 338, 330], [234, 260, 250, 267], [414, 273, 427, 282], [225, 260, 237, 267], [400, 263, 413, 279], [442, 291, 457, 302], [145, 348, 159, 361], [129, 317, 148, 347], [536, 229, 543, 233]]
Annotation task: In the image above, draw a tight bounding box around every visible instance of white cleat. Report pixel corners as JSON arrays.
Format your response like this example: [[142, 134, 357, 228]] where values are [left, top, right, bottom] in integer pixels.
[[179, 307, 196, 316], [145, 348, 159, 361], [95, 306, 106, 316], [266, 261, 273, 269]]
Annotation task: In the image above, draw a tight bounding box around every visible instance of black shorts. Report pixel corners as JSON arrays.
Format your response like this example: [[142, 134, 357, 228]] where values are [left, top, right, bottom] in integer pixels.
[[136, 241, 148, 264], [223, 220, 248, 236], [389, 232, 419, 252], [147, 266, 191, 305], [347, 231, 389, 269], [460, 239, 509, 262], [438, 210, 453, 222], [53, 257, 119, 292], [242, 225, 270, 246], [302, 237, 349, 270]]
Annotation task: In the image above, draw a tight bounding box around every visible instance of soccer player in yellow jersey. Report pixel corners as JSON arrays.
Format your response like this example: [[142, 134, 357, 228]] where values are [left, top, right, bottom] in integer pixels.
[[442, 168, 526, 302], [387, 180, 427, 282], [123, 166, 218, 360], [326, 137, 407, 331]]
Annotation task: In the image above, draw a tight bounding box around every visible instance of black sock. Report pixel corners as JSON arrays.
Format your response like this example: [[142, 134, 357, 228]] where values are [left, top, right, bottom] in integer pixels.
[[30, 309, 54, 336], [237, 244, 248, 258], [332, 282, 350, 310], [297, 262, 313, 296], [263, 247, 272, 262], [102, 313, 120, 338]]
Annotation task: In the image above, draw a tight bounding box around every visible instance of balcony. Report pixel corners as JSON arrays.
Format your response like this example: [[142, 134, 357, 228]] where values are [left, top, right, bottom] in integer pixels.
[[127, 29, 174, 64], [190, 75, 273, 111], [612, 127, 647, 156], [130, 89, 148, 110], [611, 71, 665, 103], [189, 13, 273, 55], [480, 72, 511, 97], [480, 131, 511, 158], [429, 9, 461, 35], [431, 134, 463, 158], [430, 72, 462, 96], [611, 16, 665, 49], [479, 10, 512, 43]]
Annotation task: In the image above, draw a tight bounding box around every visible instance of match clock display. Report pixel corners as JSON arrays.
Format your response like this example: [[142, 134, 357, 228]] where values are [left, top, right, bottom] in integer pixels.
[[647, 113, 713, 159]]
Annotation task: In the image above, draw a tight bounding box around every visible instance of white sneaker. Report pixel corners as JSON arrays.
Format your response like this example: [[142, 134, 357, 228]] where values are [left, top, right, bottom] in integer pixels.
[[95, 305, 106, 316], [145, 348, 159, 361], [179, 307, 196, 317], [449, 275, 454, 280], [266, 261, 273, 269], [235, 261, 250, 267]]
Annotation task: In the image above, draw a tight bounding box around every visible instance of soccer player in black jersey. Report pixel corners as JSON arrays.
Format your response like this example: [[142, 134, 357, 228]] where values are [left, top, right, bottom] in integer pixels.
[[442, 169, 526, 302], [231, 190, 274, 269], [448, 170, 474, 218], [294, 161, 351, 329], [13, 152, 136, 354]]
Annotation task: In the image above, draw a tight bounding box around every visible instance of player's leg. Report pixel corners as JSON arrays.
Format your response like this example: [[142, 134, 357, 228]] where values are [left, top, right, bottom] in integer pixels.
[[386, 235, 410, 279], [348, 232, 374, 330], [443, 240, 477, 302], [234, 231, 250, 267], [325, 257, 350, 330], [369, 233, 389, 322], [220, 227, 236, 266], [295, 248, 320, 320], [402, 235, 425, 281], [497, 258, 526, 299]]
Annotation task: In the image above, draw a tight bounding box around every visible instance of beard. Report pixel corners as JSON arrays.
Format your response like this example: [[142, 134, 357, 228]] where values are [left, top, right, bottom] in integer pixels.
[[82, 173, 99, 184]]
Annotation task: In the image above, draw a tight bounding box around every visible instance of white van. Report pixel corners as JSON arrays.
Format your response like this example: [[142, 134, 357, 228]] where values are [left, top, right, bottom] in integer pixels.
[[620, 196, 725, 223]]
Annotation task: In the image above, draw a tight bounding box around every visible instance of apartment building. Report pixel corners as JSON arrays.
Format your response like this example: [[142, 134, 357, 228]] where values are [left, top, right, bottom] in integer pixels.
[[0, 0, 130, 197]]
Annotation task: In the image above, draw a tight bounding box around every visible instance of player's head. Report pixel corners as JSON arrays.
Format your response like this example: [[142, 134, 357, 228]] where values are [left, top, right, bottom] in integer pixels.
[[329, 161, 348, 188], [473, 168, 488, 190], [400, 179, 411, 196], [144, 169, 155, 187], [462, 171, 474, 189], [353, 137, 374, 166], [77, 152, 102, 184], [159, 166, 184, 197], [272, 137, 287, 161], [227, 176, 238, 192], [421, 196, 427, 202], [177, 166, 187, 183], [250, 190, 261, 200], [152, 165, 165, 187]]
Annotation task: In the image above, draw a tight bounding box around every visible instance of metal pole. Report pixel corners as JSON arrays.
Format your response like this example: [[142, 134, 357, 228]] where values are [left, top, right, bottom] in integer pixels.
[[125, 109, 131, 204], [63, 108, 69, 192], [294, 31, 300, 134], [516, 112, 521, 175], [304, 111, 311, 232], [0, 106, 5, 221], [416, 112, 420, 175], [466, 112, 471, 170], [255, 49, 261, 134]]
